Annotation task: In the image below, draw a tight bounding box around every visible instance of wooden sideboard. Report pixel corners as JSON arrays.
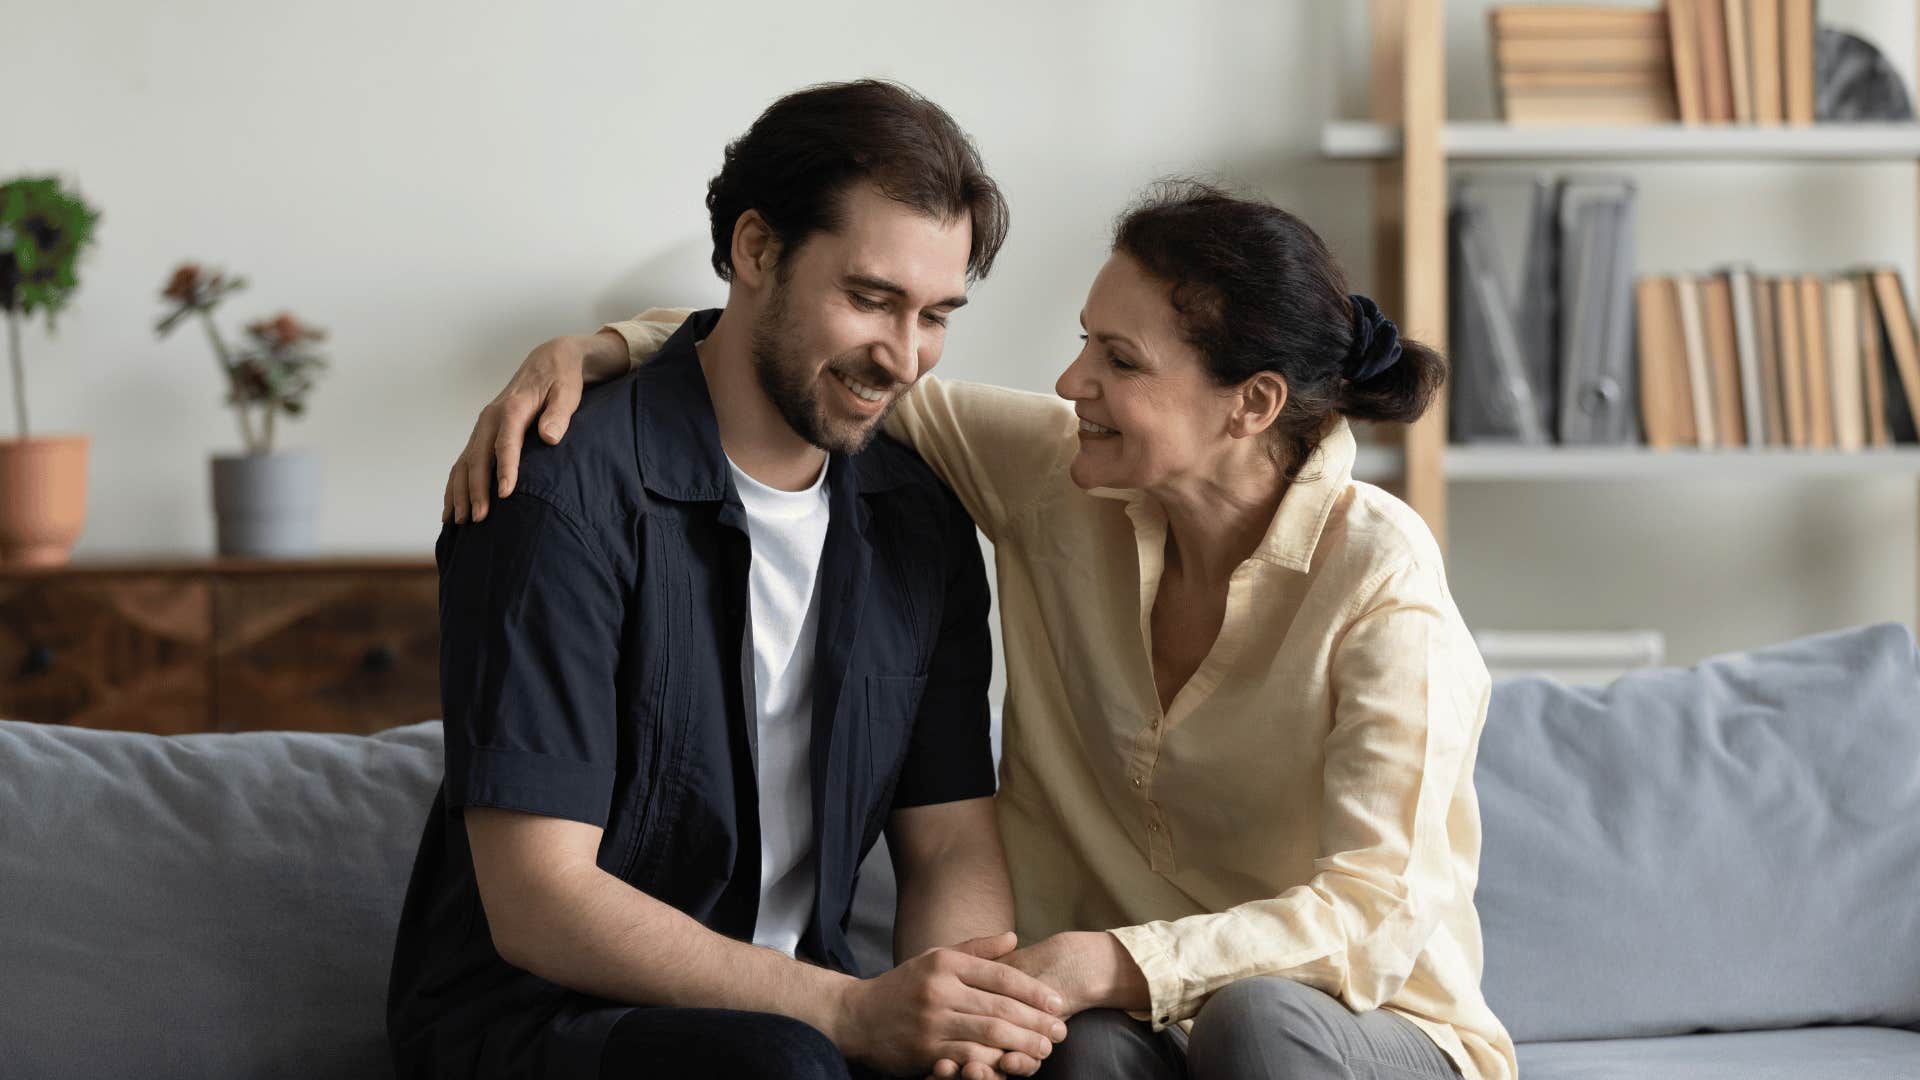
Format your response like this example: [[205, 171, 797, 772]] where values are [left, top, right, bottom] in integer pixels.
[[0, 558, 439, 735]]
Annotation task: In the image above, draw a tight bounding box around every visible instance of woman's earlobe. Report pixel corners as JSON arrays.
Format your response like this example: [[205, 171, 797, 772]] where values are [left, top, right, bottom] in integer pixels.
[[1228, 404, 1263, 440]]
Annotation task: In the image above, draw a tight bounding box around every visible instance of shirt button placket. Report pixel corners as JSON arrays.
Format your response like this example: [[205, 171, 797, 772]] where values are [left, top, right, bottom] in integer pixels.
[[1147, 806, 1173, 872], [1137, 712, 1171, 870]]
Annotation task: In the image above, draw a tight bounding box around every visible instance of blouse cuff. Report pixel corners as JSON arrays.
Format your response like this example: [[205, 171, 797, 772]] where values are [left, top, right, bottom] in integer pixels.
[[600, 307, 694, 370], [1107, 923, 1197, 1030]]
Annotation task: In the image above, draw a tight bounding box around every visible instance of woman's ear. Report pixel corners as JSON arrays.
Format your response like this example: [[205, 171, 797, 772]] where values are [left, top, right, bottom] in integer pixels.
[[729, 210, 782, 289], [1229, 372, 1289, 438]]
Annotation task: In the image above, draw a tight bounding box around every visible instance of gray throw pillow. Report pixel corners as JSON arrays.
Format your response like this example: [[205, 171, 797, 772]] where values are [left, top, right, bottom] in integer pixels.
[[1473, 622, 1920, 1043], [0, 720, 444, 1080]]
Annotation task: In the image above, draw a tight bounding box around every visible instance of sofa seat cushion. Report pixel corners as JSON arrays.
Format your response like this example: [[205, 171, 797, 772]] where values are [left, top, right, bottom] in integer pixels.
[[0, 719, 444, 1080], [1518, 1026, 1920, 1080]]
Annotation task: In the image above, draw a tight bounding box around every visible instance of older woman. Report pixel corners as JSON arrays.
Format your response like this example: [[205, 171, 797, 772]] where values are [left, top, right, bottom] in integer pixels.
[[445, 182, 1514, 1080]]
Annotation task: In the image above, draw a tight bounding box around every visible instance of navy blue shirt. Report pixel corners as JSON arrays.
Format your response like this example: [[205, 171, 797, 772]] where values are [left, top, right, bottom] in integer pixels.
[[387, 310, 996, 1079]]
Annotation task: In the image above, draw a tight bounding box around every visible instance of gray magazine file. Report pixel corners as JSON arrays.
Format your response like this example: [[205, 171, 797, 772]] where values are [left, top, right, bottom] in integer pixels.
[[1556, 176, 1641, 445], [1450, 176, 1556, 444]]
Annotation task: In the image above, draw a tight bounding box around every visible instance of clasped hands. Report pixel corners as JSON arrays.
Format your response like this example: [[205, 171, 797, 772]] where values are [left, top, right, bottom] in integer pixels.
[[835, 930, 1142, 1080]]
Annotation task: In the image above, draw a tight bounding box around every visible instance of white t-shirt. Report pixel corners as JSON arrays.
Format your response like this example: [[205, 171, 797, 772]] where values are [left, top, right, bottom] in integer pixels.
[[726, 455, 831, 957]]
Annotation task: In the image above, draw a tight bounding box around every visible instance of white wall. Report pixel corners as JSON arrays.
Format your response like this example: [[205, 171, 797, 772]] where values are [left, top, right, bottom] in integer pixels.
[[5, 0, 1914, 671]]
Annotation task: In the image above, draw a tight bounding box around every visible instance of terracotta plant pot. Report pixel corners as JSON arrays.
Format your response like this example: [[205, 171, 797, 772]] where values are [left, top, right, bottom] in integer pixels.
[[0, 434, 91, 566]]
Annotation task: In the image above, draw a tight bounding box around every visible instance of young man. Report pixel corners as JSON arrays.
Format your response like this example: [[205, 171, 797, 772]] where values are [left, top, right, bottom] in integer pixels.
[[388, 81, 1066, 1080]]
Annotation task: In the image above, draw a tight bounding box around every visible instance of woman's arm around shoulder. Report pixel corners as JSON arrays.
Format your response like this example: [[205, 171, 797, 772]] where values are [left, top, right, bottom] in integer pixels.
[[882, 374, 1077, 542]]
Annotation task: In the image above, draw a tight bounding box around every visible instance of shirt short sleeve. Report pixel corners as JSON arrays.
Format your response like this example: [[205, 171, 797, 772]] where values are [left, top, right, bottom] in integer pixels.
[[436, 491, 625, 827], [887, 491, 997, 810]]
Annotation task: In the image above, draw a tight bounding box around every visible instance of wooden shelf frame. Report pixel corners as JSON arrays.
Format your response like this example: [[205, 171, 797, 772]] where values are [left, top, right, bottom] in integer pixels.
[[1353, 0, 1920, 620]]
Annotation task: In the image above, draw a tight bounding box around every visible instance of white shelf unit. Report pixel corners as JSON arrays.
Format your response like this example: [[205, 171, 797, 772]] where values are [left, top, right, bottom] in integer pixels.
[[1347, 0, 1920, 619], [1445, 446, 1920, 480], [1323, 121, 1920, 161], [1351, 445, 1920, 483]]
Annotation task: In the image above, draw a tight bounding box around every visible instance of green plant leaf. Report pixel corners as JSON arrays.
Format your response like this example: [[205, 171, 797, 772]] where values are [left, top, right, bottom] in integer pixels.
[[0, 176, 101, 329]]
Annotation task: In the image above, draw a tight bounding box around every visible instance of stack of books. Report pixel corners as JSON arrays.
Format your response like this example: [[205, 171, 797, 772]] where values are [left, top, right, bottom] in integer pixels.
[[1492, 5, 1679, 124], [1489, 1, 1818, 126], [1667, 0, 1815, 124], [1635, 267, 1920, 450]]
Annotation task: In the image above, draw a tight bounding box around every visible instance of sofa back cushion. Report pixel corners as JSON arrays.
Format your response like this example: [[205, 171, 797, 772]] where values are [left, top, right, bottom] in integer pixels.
[[1474, 622, 1920, 1042], [0, 719, 443, 1080]]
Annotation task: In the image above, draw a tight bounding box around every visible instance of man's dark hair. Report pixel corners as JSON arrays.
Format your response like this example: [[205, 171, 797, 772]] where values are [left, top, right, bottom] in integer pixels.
[[706, 80, 1009, 283]]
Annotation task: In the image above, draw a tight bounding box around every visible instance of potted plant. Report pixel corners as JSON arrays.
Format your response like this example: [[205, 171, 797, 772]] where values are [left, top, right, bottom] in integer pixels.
[[0, 176, 100, 565], [156, 264, 328, 557]]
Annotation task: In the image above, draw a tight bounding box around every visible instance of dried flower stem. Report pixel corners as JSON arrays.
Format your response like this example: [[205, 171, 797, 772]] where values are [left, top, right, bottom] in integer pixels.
[[196, 307, 259, 452]]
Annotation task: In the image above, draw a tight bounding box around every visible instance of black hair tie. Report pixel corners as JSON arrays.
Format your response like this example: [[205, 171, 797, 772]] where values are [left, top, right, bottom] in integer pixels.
[[1343, 294, 1403, 383]]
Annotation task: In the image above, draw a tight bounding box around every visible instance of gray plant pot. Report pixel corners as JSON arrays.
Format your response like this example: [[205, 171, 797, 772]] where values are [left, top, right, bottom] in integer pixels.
[[210, 450, 321, 557]]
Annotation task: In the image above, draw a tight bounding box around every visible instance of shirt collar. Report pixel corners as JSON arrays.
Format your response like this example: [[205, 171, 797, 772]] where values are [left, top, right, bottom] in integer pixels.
[[1086, 415, 1357, 574], [632, 307, 916, 503], [1256, 415, 1356, 573]]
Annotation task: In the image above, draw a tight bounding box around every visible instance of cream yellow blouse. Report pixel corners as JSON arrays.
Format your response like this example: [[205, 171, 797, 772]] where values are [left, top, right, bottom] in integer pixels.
[[607, 313, 1516, 1080]]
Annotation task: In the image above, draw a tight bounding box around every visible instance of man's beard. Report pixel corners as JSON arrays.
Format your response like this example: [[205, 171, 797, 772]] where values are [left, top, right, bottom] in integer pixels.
[[750, 279, 897, 456]]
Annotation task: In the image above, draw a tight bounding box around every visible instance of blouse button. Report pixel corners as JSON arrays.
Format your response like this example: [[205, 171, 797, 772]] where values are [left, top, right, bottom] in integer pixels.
[[1131, 775, 1143, 788], [1149, 718, 1160, 731], [1148, 822, 1160, 832]]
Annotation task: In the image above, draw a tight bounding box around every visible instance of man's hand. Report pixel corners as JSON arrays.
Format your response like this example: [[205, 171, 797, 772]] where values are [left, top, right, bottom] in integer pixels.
[[929, 933, 1151, 1080], [443, 328, 627, 524], [830, 932, 1066, 1079], [926, 932, 1151, 1079]]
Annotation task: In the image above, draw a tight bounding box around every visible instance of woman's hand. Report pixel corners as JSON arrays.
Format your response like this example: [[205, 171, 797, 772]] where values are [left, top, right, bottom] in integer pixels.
[[926, 932, 1150, 1080], [442, 328, 629, 524], [829, 932, 1061, 1080], [1000, 931, 1148, 1020]]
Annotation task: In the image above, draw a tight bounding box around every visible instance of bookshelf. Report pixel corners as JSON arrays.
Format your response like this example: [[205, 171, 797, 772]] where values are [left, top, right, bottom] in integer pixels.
[[1344, 0, 1920, 616]]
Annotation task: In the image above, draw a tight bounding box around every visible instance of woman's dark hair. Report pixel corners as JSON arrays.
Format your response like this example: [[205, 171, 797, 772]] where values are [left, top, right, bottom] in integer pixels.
[[706, 80, 1009, 283], [1112, 179, 1446, 481]]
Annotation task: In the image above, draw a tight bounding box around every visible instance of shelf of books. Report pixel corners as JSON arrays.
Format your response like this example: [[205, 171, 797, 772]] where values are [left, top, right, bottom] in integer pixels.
[[1329, 0, 1920, 159], [1343, 0, 1920, 558]]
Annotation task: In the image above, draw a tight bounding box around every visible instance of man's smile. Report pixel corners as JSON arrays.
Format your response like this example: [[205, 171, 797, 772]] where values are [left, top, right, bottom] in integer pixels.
[[833, 369, 891, 408]]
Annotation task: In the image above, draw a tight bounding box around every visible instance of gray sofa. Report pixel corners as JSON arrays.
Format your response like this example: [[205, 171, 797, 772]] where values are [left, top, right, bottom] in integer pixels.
[[2, 622, 1916, 1079], [1473, 621, 1920, 1078]]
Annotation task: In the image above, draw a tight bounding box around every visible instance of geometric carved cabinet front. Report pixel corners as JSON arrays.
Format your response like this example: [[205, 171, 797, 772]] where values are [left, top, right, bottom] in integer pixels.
[[0, 574, 212, 733], [0, 560, 437, 735]]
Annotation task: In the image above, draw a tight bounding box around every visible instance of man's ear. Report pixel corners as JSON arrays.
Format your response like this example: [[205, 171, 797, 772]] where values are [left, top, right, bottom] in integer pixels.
[[1229, 372, 1289, 439], [729, 210, 782, 289]]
